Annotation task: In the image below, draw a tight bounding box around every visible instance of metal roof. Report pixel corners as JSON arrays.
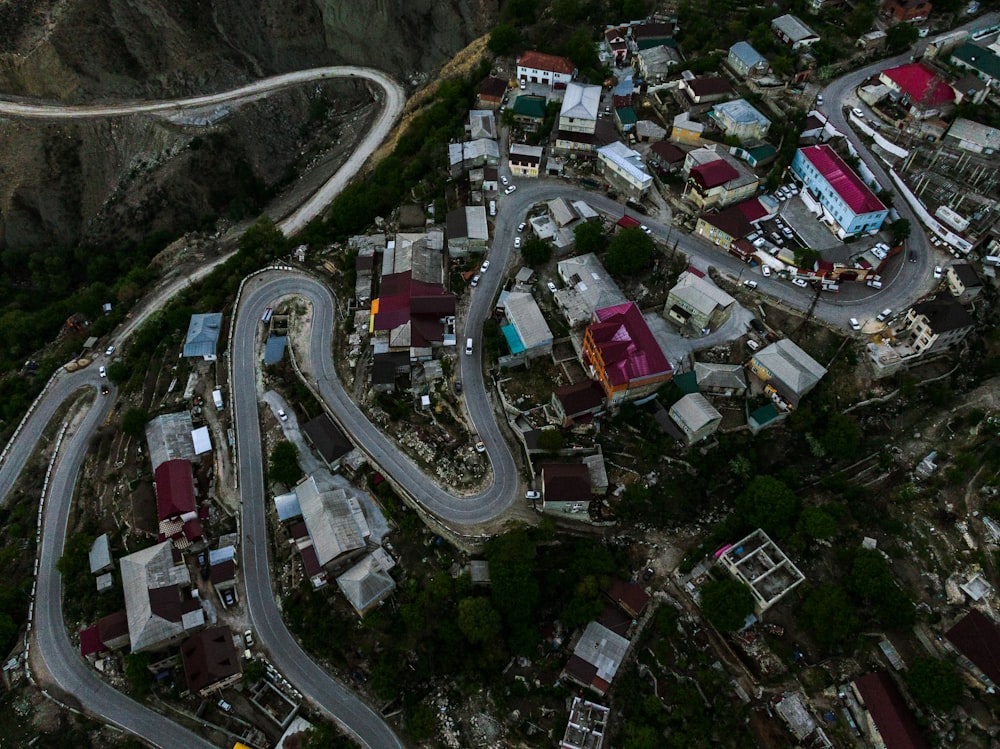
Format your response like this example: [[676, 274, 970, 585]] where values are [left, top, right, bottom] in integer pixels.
[[274, 491, 303, 522], [799, 145, 886, 215], [669, 271, 736, 316], [182, 312, 222, 358], [121, 541, 203, 653], [89, 534, 112, 574], [669, 393, 722, 432], [191, 426, 211, 455], [336, 554, 396, 615], [752, 339, 827, 396], [712, 98, 772, 127], [729, 41, 767, 69], [296, 475, 369, 568], [596, 142, 652, 188], [504, 292, 553, 351], [560, 82, 601, 121]]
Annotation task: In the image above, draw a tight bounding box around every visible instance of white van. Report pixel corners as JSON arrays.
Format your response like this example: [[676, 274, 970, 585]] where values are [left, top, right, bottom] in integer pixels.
[[867, 279, 882, 289], [489, 200, 496, 217], [465, 338, 473, 355]]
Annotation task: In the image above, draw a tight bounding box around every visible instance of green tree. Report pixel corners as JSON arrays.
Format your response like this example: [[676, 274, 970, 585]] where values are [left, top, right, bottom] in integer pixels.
[[821, 413, 862, 460], [405, 702, 438, 742], [700, 577, 755, 632], [242, 659, 266, 686], [457, 597, 503, 644], [848, 549, 915, 629], [537, 429, 566, 452], [124, 652, 154, 696], [846, 3, 876, 37], [488, 23, 520, 55], [735, 475, 801, 538], [239, 216, 285, 264], [906, 658, 964, 712], [797, 506, 838, 540], [799, 584, 858, 652], [269, 440, 302, 487], [486, 530, 539, 653], [890, 218, 912, 245], [606, 227, 654, 276], [886, 23, 919, 52], [623, 0, 649, 16], [121, 407, 149, 437], [520, 237, 552, 266], [564, 27, 600, 72], [574, 221, 608, 254], [106, 361, 131, 385], [507, 0, 539, 23]]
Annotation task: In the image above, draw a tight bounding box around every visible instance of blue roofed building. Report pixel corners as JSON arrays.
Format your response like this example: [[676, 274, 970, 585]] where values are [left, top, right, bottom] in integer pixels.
[[502, 292, 553, 359], [710, 99, 772, 142], [263, 335, 287, 364], [791, 145, 888, 237], [183, 313, 223, 360], [728, 42, 768, 79]]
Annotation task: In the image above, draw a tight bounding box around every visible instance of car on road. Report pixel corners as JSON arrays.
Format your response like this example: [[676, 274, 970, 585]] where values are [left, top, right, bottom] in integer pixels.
[[480, 260, 490, 273], [454, 380, 462, 395], [909, 251, 917, 263], [816, 94, 823, 106], [852, 107, 865, 118], [504, 185, 517, 195], [761, 265, 771, 277], [547, 281, 558, 293], [277, 409, 288, 421], [517, 222, 526, 233], [792, 278, 809, 288], [474, 441, 486, 453], [104, 345, 115, 356], [876, 308, 892, 322], [244, 629, 254, 648], [849, 318, 861, 331], [934, 265, 943, 278], [867, 278, 882, 289], [501, 175, 509, 186], [101, 385, 110, 396], [743, 279, 758, 290], [514, 237, 521, 249], [98, 366, 107, 378], [471, 274, 480, 287], [640, 224, 652, 235], [525, 491, 540, 500]]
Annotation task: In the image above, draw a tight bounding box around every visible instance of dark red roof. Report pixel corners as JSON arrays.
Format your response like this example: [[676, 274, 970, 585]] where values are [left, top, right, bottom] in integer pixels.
[[373, 271, 454, 334], [800, 145, 886, 215], [882, 63, 955, 108], [737, 197, 768, 222], [554, 380, 606, 418], [690, 159, 740, 189], [479, 76, 508, 100], [181, 626, 241, 694], [651, 140, 686, 164], [154, 459, 195, 521], [182, 519, 203, 542], [589, 303, 672, 386], [80, 625, 105, 657], [854, 672, 930, 749], [686, 76, 734, 98], [541, 463, 592, 503], [97, 610, 129, 645], [518, 51, 576, 75], [299, 544, 323, 578], [617, 215, 641, 228], [210, 559, 236, 585], [701, 205, 753, 241], [289, 521, 310, 541], [945, 610, 1000, 685], [607, 579, 650, 618], [597, 603, 631, 636]]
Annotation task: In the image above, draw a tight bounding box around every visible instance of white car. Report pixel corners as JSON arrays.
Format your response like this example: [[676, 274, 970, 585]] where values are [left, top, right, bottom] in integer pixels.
[[743, 279, 759, 290], [525, 491, 540, 500], [517, 222, 526, 233], [504, 185, 517, 195], [640, 224, 652, 235], [849, 318, 861, 331], [474, 441, 486, 453], [105, 345, 115, 357], [501, 175, 510, 186], [762, 265, 771, 277], [933, 265, 943, 279], [876, 308, 892, 322], [514, 237, 521, 249], [852, 107, 865, 118], [277, 408, 288, 421], [792, 278, 809, 288], [816, 94, 824, 105], [480, 260, 490, 273], [470, 274, 480, 287], [98, 366, 107, 378], [244, 629, 254, 648], [547, 281, 557, 293]]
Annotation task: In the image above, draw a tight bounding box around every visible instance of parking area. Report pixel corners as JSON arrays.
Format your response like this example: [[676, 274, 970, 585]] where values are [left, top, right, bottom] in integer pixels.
[[777, 194, 845, 256], [643, 305, 756, 371]]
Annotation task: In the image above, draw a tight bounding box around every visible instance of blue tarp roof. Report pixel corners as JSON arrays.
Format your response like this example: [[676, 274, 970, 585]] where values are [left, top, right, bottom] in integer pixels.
[[501, 324, 525, 355], [264, 335, 288, 364]]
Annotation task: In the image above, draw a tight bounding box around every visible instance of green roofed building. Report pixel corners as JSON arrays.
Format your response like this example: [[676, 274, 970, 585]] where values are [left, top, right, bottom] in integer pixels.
[[673, 371, 700, 395], [512, 94, 548, 126], [749, 403, 785, 434]]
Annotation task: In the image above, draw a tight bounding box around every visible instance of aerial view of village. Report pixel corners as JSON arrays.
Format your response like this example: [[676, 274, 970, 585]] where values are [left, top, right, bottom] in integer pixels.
[[1, 0, 1000, 747]]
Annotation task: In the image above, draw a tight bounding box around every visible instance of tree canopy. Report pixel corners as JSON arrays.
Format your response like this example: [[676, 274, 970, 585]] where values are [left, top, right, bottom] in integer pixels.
[[574, 221, 608, 254], [488, 24, 520, 55], [905, 658, 964, 712], [799, 584, 858, 653], [886, 23, 919, 52], [848, 549, 915, 629], [520, 237, 552, 266], [121, 408, 149, 438], [606, 227, 654, 276], [735, 475, 800, 539], [269, 440, 302, 487], [700, 577, 755, 632]]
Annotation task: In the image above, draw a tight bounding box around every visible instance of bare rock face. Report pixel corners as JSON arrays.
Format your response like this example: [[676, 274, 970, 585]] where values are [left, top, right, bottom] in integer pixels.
[[0, 0, 497, 249]]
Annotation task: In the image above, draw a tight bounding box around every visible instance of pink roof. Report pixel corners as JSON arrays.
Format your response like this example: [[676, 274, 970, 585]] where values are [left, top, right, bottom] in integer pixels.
[[737, 198, 768, 222], [690, 159, 739, 189], [372, 271, 454, 333], [800, 145, 885, 215], [154, 459, 195, 521], [882, 63, 955, 108], [589, 303, 672, 386]]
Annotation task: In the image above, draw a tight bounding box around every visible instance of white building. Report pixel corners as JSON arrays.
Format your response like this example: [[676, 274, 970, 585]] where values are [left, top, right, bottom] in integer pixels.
[[596, 142, 652, 199]]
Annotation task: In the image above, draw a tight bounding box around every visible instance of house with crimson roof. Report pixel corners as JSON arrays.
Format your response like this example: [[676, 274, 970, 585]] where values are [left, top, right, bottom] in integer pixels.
[[790, 145, 888, 237], [154, 459, 203, 550], [879, 62, 956, 119], [682, 145, 759, 210]]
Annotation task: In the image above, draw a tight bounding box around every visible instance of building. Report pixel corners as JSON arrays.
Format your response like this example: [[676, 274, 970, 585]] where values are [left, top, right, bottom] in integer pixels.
[[446, 206, 489, 255], [509, 144, 544, 178], [944, 610, 1000, 689], [614, 106, 637, 134], [447, 139, 500, 175], [636, 45, 682, 81], [121, 541, 205, 654], [477, 76, 508, 108], [560, 697, 610, 749], [650, 140, 687, 172], [730, 142, 777, 168], [583, 302, 673, 404], [596, 142, 652, 199], [502, 292, 554, 359], [671, 112, 705, 145], [679, 76, 735, 105], [771, 14, 820, 50], [180, 626, 242, 696], [718, 529, 806, 612], [632, 21, 678, 50], [468, 109, 496, 140], [154, 459, 202, 549], [551, 380, 606, 426], [182, 312, 223, 360], [511, 94, 548, 130], [665, 269, 737, 331], [144, 411, 197, 470], [555, 254, 627, 327], [684, 146, 759, 210], [950, 42, 1000, 90], [695, 202, 763, 250], [879, 63, 955, 118], [728, 42, 768, 78], [604, 26, 629, 64], [883, 0, 932, 22], [669, 393, 723, 445], [946, 263, 983, 300], [791, 145, 888, 237], [710, 99, 771, 142], [302, 414, 354, 470], [89, 533, 113, 575], [852, 672, 930, 749], [559, 82, 601, 135], [748, 338, 827, 409], [336, 554, 396, 616], [898, 298, 975, 355], [952, 74, 990, 106], [857, 30, 888, 50], [695, 362, 747, 397], [296, 475, 370, 570], [540, 463, 592, 513], [516, 51, 576, 88], [561, 621, 629, 696]]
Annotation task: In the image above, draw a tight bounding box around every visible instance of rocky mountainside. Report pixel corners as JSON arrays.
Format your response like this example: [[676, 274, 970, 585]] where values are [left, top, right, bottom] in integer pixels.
[[0, 0, 496, 249]]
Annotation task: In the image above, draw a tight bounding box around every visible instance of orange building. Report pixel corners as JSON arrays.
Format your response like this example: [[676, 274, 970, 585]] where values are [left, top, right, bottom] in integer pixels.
[[582, 302, 673, 405]]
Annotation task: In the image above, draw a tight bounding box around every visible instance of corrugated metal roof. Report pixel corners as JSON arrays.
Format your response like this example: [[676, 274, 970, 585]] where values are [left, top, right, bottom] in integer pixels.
[[800, 145, 885, 215], [182, 312, 222, 358]]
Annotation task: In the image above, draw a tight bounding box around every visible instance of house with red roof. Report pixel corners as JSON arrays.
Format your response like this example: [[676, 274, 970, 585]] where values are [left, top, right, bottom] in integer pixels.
[[154, 459, 203, 549], [516, 51, 577, 88], [879, 62, 955, 118], [582, 303, 673, 405], [852, 672, 930, 749], [945, 610, 1000, 690], [883, 0, 932, 23], [791, 145, 888, 237]]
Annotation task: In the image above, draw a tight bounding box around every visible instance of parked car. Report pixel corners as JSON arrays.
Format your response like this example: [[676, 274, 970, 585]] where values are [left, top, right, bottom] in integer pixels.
[[750, 318, 766, 335], [849, 318, 861, 331], [222, 589, 236, 607], [501, 175, 509, 186], [474, 441, 486, 453], [218, 700, 232, 713], [525, 491, 540, 500], [852, 107, 865, 118], [244, 629, 254, 648], [277, 408, 288, 421], [867, 278, 882, 289], [876, 308, 892, 322], [480, 260, 490, 273], [640, 224, 652, 235], [98, 366, 107, 378], [504, 185, 517, 195], [547, 281, 558, 293], [470, 274, 480, 287], [792, 277, 809, 288], [517, 222, 526, 232], [104, 345, 115, 356], [934, 265, 943, 279], [514, 237, 521, 249], [454, 380, 463, 394], [747, 339, 760, 352], [643, 567, 656, 581], [761, 265, 771, 277], [743, 279, 758, 289], [816, 94, 824, 105]]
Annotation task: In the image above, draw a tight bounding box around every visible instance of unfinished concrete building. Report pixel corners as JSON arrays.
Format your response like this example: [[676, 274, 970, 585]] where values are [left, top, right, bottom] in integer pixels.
[[718, 529, 805, 613]]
